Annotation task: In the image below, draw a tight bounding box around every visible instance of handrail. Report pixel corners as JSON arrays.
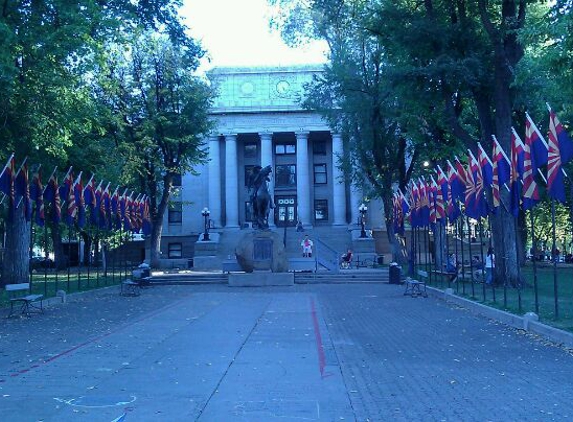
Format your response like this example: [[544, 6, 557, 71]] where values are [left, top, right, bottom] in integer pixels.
[[315, 237, 340, 273], [316, 237, 339, 256]]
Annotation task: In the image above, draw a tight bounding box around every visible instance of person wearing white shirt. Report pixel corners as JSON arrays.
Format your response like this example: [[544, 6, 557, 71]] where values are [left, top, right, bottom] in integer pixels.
[[485, 247, 495, 285]]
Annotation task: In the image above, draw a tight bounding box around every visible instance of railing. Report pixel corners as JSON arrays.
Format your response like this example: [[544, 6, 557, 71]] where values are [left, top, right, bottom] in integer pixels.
[[315, 238, 340, 274]]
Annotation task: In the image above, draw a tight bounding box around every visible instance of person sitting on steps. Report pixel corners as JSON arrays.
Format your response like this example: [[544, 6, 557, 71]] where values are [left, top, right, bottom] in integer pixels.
[[301, 234, 314, 258]]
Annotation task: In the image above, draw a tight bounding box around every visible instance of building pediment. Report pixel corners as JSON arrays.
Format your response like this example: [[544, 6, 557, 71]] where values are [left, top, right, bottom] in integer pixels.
[[207, 65, 323, 114]]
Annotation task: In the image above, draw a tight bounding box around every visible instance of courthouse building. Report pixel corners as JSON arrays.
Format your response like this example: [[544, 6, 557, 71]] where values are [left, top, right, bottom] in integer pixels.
[[160, 65, 385, 263]]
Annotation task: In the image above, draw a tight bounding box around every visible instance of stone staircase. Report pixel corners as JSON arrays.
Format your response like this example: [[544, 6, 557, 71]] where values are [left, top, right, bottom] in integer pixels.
[[148, 268, 389, 285]]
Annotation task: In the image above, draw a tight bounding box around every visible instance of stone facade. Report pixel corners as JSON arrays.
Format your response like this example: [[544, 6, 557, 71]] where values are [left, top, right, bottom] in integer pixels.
[[159, 65, 385, 262]]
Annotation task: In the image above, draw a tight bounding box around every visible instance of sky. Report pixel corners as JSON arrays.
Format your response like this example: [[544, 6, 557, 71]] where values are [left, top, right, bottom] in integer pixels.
[[180, 0, 328, 72]]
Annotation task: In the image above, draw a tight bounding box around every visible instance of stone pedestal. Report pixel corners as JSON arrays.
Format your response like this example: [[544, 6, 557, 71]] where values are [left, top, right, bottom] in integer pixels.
[[235, 230, 288, 273], [193, 233, 220, 270], [351, 230, 377, 261]]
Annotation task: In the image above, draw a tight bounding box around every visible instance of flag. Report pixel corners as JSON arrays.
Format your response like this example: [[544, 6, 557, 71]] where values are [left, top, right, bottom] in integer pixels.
[[104, 184, 112, 230], [446, 161, 461, 221], [124, 193, 133, 231], [111, 186, 121, 230], [30, 169, 45, 226], [547, 104, 573, 202], [15, 160, 31, 221], [98, 183, 110, 229], [74, 172, 86, 228], [0, 154, 16, 218], [435, 168, 447, 221], [473, 160, 488, 218], [464, 160, 477, 219], [409, 182, 419, 228], [510, 129, 525, 216], [142, 196, 152, 236], [491, 136, 511, 210], [66, 177, 77, 226], [429, 176, 437, 227], [418, 179, 430, 228], [477, 143, 493, 186], [525, 112, 549, 173], [44, 170, 61, 223], [84, 176, 97, 225], [59, 167, 73, 202], [522, 128, 541, 211], [452, 157, 467, 202]]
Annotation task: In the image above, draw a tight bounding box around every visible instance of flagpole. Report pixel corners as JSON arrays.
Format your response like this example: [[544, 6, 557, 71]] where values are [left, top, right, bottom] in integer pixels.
[[551, 199, 559, 319], [454, 219, 459, 294], [459, 217, 465, 296], [529, 210, 539, 314], [479, 219, 486, 301], [466, 216, 475, 298], [487, 216, 496, 303], [515, 213, 523, 314], [43, 218, 48, 297], [67, 226, 71, 292]]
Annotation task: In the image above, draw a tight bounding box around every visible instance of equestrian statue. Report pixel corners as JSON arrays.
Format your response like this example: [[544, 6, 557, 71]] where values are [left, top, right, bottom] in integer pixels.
[[248, 165, 275, 230]]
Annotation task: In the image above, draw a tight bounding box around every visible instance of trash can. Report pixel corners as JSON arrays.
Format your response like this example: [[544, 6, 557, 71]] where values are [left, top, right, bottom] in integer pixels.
[[389, 263, 401, 284], [377, 255, 385, 265], [187, 258, 194, 269]]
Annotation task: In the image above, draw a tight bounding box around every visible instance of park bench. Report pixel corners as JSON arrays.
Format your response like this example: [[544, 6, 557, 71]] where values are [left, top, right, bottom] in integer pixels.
[[404, 270, 428, 298], [5, 283, 44, 317], [120, 267, 151, 297]]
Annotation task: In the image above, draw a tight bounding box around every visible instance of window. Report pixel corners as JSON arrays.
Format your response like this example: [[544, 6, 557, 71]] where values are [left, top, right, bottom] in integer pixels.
[[168, 202, 182, 223], [314, 164, 327, 184], [244, 142, 257, 158], [315, 199, 328, 221], [275, 143, 296, 155], [313, 140, 326, 155], [245, 165, 256, 186], [245, 201, 253, 222], [168, 243, 182, 259], [172, 173, 182, 187], [275, 165, 296, 187]]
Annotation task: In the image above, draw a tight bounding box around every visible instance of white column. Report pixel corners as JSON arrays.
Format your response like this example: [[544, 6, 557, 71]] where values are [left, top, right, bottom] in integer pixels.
[[208, 135, 222, 227], [331, 133, 346, 225], [224, 134, 239, 228], [350, 184, 362, 227], [260, 132, 274, 226], [296, 131, 311, 227]]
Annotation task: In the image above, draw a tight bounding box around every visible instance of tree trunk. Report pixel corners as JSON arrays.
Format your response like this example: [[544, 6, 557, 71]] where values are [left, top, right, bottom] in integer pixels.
[[382, 190, 408, 264], [2, 210, 31, 285], [149, 217, 163, 268], [52, 223, 65, 270], [433, 222, 447, 270], [102, 242, 108, 276]]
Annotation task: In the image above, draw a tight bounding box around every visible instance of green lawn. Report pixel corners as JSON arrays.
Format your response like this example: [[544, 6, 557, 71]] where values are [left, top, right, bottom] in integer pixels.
[[419, 261, 573, 332], [1, 268, 129, 309]]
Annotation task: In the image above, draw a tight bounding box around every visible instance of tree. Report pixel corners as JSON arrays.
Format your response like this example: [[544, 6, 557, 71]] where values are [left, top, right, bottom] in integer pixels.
[[0, 0, 193, 283], [272, 0, 551, 285], [96, 33, 214, 268]]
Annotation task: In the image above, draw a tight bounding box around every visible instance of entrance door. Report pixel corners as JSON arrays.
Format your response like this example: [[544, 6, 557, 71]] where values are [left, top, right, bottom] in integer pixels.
[[275, 196, 297, 227]]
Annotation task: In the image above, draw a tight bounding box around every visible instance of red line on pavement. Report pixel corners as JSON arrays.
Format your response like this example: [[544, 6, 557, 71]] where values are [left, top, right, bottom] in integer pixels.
[[0, 296, 190, 382], [310, 297, 328, 378]]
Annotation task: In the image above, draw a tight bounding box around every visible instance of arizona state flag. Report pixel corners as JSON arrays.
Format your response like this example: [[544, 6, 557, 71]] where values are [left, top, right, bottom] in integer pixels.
[[547, 104, 573, 203]]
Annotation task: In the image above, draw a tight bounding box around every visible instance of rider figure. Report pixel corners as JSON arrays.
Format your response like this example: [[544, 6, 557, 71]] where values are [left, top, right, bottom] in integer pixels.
[[248, 165, 274, 229]]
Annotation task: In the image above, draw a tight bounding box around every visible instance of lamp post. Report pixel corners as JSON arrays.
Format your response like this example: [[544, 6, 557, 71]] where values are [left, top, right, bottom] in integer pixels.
[[359, 203, 368, 238], [201, 207, 210, 241]]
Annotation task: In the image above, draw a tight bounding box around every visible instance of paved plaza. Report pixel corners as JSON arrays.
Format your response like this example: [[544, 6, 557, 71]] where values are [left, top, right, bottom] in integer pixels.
[[1, 282, 573, 421]]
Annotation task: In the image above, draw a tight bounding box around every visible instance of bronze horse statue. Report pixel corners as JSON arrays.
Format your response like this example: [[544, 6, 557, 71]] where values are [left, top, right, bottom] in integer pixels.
[[249, 165, 274, 230]]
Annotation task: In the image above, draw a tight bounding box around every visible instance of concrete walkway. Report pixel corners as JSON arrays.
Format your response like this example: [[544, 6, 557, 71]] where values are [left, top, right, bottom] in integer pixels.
[[1, 283, 573, 421]]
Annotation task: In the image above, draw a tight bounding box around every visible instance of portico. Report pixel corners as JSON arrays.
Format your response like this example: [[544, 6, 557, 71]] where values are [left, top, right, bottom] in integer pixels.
[[161, 65, 384, 264]]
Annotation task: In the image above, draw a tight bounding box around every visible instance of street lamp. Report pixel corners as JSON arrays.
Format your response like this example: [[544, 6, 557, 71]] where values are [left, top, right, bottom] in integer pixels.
[[359, 203, 368, 238], [201, 207, 210, 241]]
